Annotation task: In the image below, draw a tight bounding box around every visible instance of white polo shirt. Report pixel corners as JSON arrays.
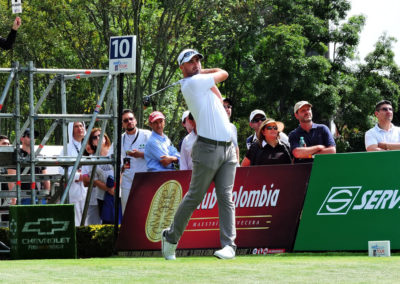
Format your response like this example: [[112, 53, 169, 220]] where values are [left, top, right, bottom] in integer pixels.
[[180, 74, 232, 142], [365, 123, 400, 149]]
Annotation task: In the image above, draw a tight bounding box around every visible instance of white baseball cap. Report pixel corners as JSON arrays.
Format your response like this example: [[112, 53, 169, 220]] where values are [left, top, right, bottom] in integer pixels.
[[249, 109, 266, 122], [294, 101, 312, 114], [177, 49, 203, 66], [181, 110, 190, 123]]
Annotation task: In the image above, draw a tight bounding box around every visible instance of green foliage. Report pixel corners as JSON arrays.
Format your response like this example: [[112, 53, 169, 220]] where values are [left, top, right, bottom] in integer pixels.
[[0, 227, 9, 246], [76, 225, 115, 258], [0, 0, 399, 151]]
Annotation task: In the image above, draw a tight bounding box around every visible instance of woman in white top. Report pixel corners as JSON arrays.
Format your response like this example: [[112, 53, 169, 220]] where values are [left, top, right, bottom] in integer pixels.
[[83, 128, 120, 224]]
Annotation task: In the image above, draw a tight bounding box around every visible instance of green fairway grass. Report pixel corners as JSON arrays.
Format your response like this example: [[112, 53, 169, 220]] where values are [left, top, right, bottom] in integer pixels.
[[0, 253, 399, 283]]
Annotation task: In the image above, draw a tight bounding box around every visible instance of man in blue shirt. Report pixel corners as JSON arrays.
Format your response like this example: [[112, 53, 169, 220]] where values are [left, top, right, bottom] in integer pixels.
[[144, 111, 180, 171], [289, 101, 336, 163]]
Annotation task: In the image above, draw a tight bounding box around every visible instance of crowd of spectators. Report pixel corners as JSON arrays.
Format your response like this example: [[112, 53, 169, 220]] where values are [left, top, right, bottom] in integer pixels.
[[1, 98, 398, 222]]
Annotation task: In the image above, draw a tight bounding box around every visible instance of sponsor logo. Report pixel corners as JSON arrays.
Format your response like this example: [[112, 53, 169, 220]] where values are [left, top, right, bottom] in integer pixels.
[[370, 243, 390, 256], [145, 180, 182, 242], [22, 218, 69, 236], [318, 186, 400, 215], [252, 248, 285, 255], [317, 186, 361, 215], [197, 184, 280, 210]]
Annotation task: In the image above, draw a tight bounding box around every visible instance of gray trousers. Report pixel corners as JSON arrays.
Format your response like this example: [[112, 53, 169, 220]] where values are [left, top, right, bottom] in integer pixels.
[[165, 139, 237, 248]]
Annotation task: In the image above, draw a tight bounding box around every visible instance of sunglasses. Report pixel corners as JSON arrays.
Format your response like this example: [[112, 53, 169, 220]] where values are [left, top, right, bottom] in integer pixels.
[[91, 135, 100, 140], [265, 126, 278, 131], [123, 117, 134, 123], [251, 117, 266, 123], [380, 107, 393, 112], [179, 51, 196, 65], [224, 105, 232, 109]]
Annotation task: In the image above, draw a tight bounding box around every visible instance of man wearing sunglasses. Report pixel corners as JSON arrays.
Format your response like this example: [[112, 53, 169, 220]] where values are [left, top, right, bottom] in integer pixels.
[[161, 48, 237, 260], [365, 100, 400, 151], [120, 109, 151, 214], [246, 109, 289, 149], [289, 101, 336, 163]]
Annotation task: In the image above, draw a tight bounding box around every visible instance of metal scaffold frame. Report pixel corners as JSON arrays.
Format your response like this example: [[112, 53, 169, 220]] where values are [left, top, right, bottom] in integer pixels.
[[0, 61, 118, 225]]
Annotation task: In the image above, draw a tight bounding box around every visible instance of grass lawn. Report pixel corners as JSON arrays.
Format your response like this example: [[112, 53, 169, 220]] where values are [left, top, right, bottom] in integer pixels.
[[0, 253, 399, 283]]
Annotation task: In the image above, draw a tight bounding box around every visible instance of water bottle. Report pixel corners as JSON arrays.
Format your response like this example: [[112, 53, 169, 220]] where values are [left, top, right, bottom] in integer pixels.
[[299, 136, 305, 147]]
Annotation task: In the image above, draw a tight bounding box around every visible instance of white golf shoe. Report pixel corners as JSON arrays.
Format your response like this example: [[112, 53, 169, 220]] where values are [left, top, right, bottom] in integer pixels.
[[161, 228, 177, 260], [214, 245, 235, 259]]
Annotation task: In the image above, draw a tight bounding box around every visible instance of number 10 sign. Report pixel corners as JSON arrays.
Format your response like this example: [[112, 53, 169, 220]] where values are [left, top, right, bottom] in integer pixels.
[[109, 35, 136, 74]]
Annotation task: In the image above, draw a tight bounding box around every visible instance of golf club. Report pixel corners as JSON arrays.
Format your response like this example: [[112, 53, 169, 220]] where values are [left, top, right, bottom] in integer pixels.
[[142, 81, 181, 107]]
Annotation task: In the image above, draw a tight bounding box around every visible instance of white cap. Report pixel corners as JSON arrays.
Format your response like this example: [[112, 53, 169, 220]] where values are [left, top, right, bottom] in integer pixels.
[[181, 110, 190, 123], [249, 109, 266, 122], [177, 49, 203, 66], [294, 101, 312, 114]]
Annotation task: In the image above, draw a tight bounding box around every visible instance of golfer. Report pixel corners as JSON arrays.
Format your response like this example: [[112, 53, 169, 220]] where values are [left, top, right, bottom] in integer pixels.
[[161, 49, 237, 260]]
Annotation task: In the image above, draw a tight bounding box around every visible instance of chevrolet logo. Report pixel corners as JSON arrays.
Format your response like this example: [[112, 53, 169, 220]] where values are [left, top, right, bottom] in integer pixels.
[[22, 218, 70, 236]]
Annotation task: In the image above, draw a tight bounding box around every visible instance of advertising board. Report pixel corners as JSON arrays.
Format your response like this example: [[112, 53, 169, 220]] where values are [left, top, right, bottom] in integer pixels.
[[116, 164, 312, 252], [10, 204, 76, 259], [294, 151, 400, 251]]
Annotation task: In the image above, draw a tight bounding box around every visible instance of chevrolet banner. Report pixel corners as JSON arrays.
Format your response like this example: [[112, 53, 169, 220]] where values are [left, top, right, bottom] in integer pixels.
[[9, 204, 76, 259]]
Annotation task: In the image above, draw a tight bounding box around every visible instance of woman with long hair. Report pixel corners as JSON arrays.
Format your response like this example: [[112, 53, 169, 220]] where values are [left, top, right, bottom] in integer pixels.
[[83, 128, 120, 224]]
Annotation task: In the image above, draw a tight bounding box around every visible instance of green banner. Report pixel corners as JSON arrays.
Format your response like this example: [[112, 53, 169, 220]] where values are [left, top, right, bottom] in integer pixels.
[[10, 204, 76, 259], [294, 151, 400, 251]]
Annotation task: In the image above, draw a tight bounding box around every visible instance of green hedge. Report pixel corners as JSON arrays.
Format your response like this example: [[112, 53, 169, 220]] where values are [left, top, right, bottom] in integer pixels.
[[0, 225, 116, 258]]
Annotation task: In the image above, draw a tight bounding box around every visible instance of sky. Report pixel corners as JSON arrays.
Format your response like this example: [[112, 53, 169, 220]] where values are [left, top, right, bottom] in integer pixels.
[[347, 0, 400, 65]]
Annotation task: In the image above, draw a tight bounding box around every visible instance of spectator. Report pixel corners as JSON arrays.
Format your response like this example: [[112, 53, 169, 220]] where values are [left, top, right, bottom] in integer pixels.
[[242, 119, 292, 166], [120, 109, 151, 214], [0, 135, 10, 146], [81, 142, 102, 225], [289, 101, 336, 163], [177, 110, 194, 152], [144, 111, 180, 171], [58, 122, 88, 226], [7, 129, 50, 204], [181, 110, 194, 134], [180, 112, 197, 170], [223, 98, 240, 164], [83, 128, 120, 224], [246, 109, 289, 149], [0, 17, 21, 50], [0, 135, 11, 210], [365, 100, 400, 151]]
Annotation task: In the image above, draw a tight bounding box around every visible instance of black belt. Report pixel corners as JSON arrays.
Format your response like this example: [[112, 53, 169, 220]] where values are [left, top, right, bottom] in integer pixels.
[[198, 136, 232, 146]]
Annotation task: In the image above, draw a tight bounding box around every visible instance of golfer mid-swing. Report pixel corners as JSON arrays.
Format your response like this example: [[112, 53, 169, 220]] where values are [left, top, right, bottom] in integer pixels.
[[161, 49, 237, 260]]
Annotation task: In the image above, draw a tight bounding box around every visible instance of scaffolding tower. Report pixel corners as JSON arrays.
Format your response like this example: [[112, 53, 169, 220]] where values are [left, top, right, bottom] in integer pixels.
[[0, 61, 119, 226]]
